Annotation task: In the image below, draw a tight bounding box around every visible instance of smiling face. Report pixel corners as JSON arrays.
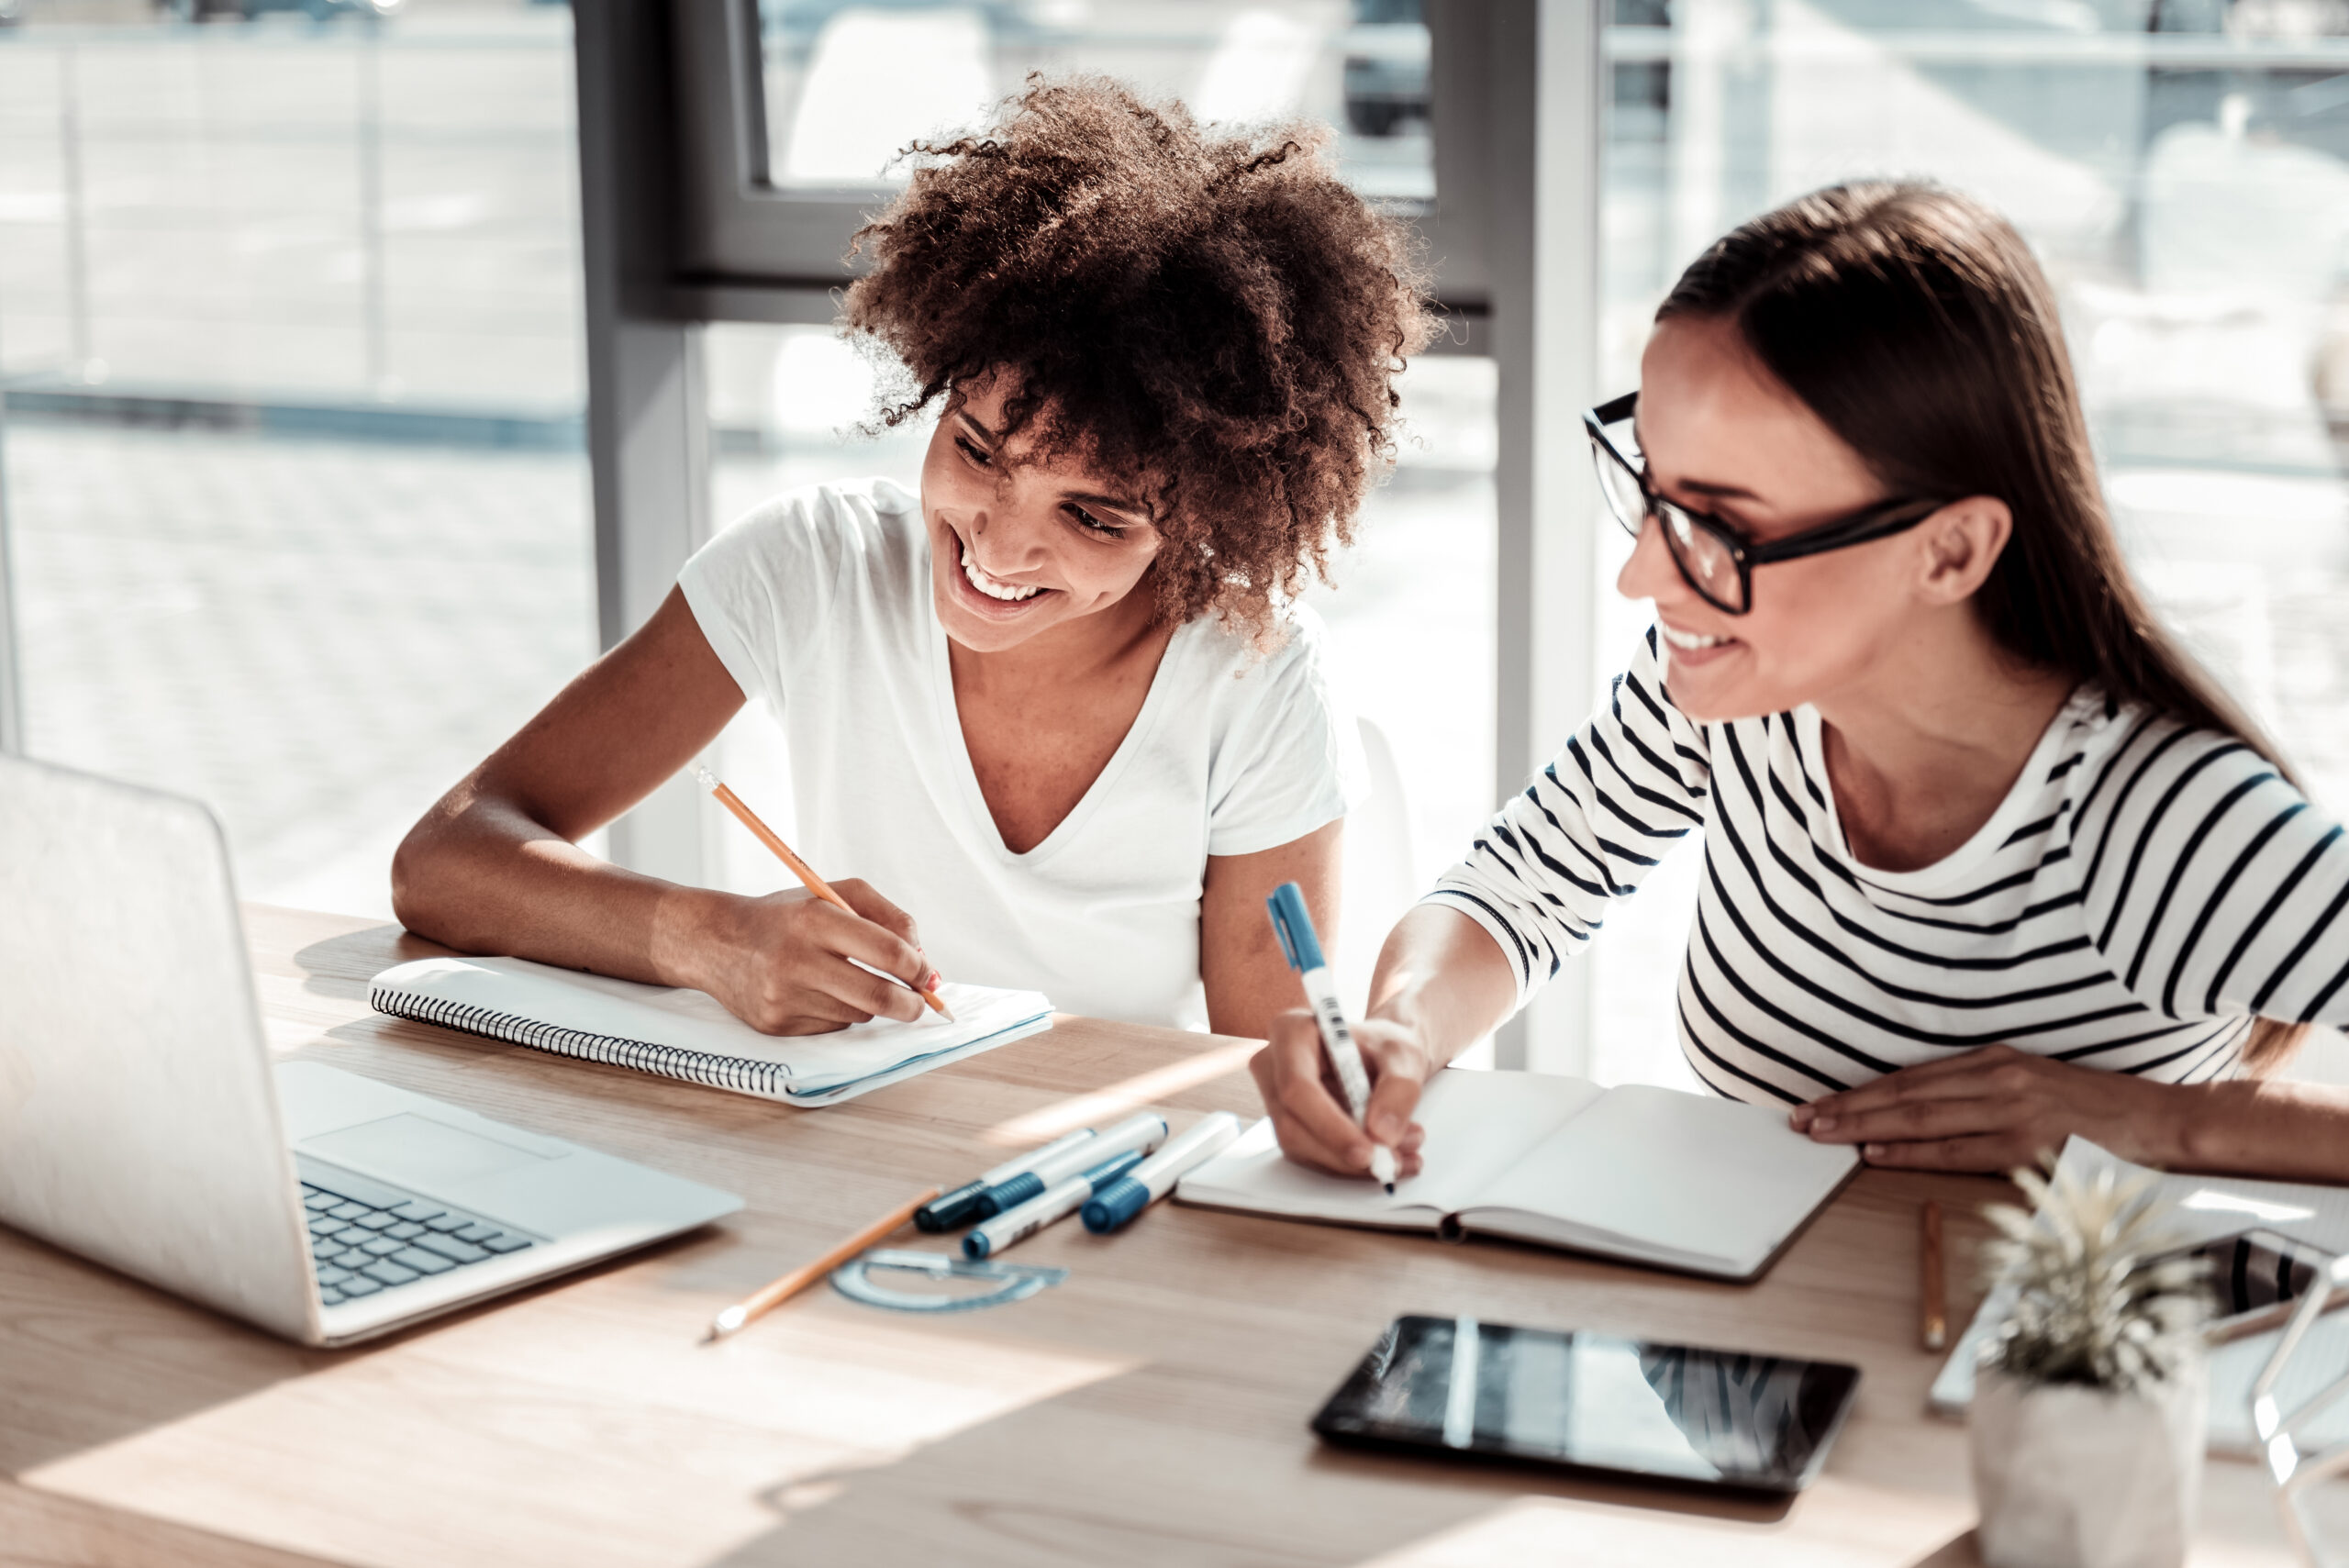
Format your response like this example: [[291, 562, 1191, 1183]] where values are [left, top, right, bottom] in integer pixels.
[[921, 374, 1165, 655], [1617, 315, 1965, 723]]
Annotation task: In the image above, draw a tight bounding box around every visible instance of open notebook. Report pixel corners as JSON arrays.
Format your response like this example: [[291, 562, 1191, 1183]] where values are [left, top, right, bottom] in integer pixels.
[[1930, 1136, 2349, 1456], [1176, 1068, 1860, 1281], [369, 956, 1052, 1107]]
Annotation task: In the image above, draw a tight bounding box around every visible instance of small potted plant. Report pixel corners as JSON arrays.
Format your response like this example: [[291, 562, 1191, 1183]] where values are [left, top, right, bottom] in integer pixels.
[[1970, 1162, 2211, 1568]]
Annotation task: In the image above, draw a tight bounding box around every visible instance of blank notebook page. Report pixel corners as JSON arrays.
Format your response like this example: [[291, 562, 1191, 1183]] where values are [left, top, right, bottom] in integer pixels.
[[1179, 1069, 1604, 1222], [1471, 1084, 1859, 1269]]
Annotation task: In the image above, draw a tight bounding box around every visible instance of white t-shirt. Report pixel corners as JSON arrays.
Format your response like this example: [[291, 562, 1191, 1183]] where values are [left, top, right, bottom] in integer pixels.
[[678, 478, 1367, 1029]]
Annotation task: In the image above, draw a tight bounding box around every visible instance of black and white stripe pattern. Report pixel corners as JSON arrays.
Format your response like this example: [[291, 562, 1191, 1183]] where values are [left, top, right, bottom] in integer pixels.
[[1426, 627, 2349, 1105]]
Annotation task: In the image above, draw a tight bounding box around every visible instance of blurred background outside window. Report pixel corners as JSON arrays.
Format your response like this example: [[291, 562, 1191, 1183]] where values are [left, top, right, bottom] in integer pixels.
[[0, 0, 593, 914], [1591, 0, 2349, 1088]]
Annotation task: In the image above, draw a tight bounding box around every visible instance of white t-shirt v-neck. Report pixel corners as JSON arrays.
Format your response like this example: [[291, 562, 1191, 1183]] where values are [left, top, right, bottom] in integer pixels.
[[678, 478, 1367, 1029]]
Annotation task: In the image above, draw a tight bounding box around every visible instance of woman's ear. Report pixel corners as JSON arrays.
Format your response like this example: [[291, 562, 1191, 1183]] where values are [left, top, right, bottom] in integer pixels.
[[1916, 495, 2012, 605]]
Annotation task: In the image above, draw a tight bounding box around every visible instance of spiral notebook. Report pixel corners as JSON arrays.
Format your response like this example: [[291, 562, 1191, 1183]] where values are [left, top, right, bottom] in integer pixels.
[[369, 955, 1052, 1107]]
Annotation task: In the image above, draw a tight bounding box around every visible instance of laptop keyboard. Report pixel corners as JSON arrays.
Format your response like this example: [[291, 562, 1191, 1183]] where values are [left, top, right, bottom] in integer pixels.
[[298, 1161, 536, 1307]]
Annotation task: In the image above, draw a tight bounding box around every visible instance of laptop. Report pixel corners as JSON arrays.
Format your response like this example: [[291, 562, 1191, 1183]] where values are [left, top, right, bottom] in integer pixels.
[[0, 753, 743, 1347]]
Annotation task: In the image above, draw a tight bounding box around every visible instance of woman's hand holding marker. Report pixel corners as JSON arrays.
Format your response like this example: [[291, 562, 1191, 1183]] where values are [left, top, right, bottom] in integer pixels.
[[1250, 1013, 1431, 1181]]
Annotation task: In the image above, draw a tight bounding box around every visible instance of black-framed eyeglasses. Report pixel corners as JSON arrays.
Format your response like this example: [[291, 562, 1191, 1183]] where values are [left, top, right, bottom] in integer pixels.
[[1585, 391, 1948, 616]]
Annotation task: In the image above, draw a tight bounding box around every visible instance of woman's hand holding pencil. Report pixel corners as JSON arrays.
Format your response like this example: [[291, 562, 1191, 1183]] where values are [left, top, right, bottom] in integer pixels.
[[679, 765, 953, 1034]]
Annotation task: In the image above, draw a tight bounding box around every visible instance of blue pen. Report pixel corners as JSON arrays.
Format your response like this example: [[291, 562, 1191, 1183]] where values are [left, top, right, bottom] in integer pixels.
[[973, 1111, 1167, 1218], [1267, 881, 1397, 1192], [963, 1148, 1148, 1260]]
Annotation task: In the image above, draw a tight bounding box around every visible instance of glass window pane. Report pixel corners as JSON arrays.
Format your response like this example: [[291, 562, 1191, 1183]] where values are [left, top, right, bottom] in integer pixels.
[[1593, 0, 2349, 1088], [754, 1, 1433, 204], [1, 4, 592, 918]]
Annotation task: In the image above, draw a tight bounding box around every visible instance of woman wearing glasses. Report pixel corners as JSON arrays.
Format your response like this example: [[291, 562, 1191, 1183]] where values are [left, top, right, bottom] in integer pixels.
[[1252, 181, 2349, 1183]]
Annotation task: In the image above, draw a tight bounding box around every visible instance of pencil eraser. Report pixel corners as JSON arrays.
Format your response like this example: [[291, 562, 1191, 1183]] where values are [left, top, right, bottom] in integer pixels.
[[915, 1182, 989, 1233], [1081, 1176, 1151, 1234]]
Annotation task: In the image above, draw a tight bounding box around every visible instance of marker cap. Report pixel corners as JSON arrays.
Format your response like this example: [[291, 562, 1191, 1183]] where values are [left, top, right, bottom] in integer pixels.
[[1266, 882, 1326, 973], [915, 1181, 990, 1233], [963, 1229, 994, 1261], [1081, 1175, 1151, 1234], [980, 1171, 1044, 1217]]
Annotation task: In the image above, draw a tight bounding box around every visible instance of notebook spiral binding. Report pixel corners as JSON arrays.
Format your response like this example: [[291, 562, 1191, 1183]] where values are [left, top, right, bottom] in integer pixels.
[[369, 985, 797, 1099]]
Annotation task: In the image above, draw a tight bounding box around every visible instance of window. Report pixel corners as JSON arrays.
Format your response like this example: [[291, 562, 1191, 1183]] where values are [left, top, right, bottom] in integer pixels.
[[0, 2, 592, 917], [671, 1, 1455, 295]]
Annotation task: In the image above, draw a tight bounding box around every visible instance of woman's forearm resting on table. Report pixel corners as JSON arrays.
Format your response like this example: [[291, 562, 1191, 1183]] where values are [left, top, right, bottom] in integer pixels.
[[1790, 1041, 2349, 1182], [390, 778, 719, 994]]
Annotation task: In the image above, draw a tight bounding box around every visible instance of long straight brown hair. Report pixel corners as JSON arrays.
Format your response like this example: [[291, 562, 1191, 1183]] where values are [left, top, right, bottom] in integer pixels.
[[1657, 181, 2304, 1072]]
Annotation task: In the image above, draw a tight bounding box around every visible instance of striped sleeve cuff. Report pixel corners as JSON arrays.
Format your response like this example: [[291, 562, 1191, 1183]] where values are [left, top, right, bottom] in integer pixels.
[[1418, 884, 1553, 1016]]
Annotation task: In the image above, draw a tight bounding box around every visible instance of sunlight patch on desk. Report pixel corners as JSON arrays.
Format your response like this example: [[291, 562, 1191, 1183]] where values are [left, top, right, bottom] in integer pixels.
[[2183, 1188, 2315, 1226], [1347, 1479, 1974, 1568], [985, 1040, 1258, 1146], [21, 1291, 1140, 1568]]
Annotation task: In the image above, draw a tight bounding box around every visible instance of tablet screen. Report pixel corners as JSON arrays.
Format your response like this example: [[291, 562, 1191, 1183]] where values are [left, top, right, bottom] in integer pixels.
[[1311, 1315, 1861, 1494]]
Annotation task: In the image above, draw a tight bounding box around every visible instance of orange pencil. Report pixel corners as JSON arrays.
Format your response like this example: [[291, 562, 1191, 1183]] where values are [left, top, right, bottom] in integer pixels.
[[693, 765, 953, 1022], [707, 1184, 941, 1340]]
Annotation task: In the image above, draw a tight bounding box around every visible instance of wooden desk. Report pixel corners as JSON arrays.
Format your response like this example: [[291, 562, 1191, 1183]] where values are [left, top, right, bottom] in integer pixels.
[[0, 906, 2331, 1567]]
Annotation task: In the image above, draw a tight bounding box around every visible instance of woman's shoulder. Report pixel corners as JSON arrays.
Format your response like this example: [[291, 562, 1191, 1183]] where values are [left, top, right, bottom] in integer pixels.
[[685, 477, 927, 609], [1175, 601, 1368, 851], [1169, 598, 1343, 704], [705, 477, 922, 566], [2056, 687, 2302, 840]]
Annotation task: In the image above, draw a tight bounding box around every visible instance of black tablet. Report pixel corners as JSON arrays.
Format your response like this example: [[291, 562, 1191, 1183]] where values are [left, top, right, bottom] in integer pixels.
[[1311, 1315, 1861, 1495]]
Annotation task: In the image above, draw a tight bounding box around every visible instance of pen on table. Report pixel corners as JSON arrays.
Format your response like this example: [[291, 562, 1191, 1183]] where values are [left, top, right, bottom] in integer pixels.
[[1266, 881, 1397, 1192], [1920, 1199, 1947, 1353], [963, 1149, 1149, 1260], [707, 1184, 941, 1341], [974, 1111, 1166, 1219], [692, 763, 952, 1022], [1082, 1111, 1242, 1233], [917, 1128, 1099, 1231]]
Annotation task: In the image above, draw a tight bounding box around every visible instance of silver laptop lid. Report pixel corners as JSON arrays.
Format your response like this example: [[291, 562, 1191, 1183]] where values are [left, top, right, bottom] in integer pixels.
[[0, 754, 316, 1341]]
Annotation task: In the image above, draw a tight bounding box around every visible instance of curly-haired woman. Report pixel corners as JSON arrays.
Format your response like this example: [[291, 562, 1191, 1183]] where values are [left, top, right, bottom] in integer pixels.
[[391, 78, 1435, 1039]]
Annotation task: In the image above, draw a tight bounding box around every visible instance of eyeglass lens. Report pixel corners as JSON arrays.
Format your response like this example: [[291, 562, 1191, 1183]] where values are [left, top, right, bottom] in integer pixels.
[[1590, 429, 1747, 613]]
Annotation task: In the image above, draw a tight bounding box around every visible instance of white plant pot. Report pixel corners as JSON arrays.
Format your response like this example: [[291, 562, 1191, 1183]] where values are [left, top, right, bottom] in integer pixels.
[[1970, 1358, 2208, 1568]]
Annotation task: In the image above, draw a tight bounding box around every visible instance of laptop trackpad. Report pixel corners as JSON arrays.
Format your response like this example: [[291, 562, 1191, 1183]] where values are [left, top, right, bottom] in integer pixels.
[[302, 1113, 553, 1189]]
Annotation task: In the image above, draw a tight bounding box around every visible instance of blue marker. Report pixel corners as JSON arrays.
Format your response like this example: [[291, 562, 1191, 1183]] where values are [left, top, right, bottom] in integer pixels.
[[1267, 880, 1397, 1191], [1082, 1111, 1242, 1233], [963, 1149, 1148, 1260], [917, 1128, 1097, 1232], [974, 1111, 1167, 1219]]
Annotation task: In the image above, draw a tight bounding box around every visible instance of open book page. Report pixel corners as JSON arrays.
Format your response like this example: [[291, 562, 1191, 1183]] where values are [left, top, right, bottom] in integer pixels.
[[372, 957, 1049, 1091], [1464, 1084, 1861, 1276], [1174, 1069, 1607, 1228], [1930, 1136, 2349, 1455]]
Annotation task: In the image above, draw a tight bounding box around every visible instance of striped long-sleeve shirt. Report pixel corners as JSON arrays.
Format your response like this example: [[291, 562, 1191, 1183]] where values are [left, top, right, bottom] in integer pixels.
[[1426, 627, 2349, 1105]]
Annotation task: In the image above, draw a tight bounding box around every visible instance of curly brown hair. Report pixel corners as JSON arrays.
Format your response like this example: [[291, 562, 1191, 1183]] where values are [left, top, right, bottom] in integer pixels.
[[841, 75, 1437, 637]]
